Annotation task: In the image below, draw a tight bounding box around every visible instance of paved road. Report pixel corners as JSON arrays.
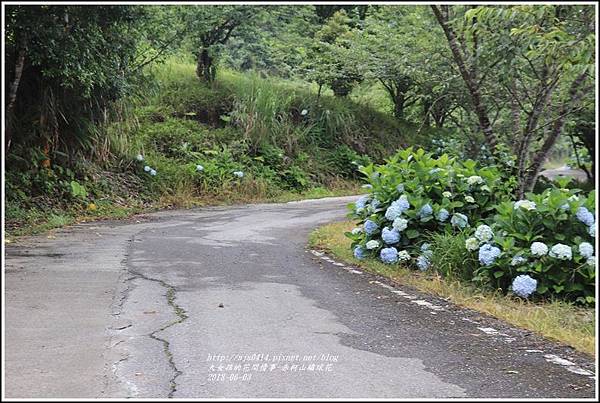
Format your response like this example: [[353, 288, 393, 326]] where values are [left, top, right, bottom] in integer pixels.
[[4, 196, 596, 399]]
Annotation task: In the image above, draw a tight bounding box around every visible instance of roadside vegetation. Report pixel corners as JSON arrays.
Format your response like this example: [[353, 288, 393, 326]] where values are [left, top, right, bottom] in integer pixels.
[[310, 221, 595, 356]]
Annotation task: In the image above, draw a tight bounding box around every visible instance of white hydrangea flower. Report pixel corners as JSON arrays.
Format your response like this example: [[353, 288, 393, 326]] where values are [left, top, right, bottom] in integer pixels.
[[587, 256, 596, 268], [366, 240, 380, 250], [514, 200, 537, 211], [467, 175, 484, 185], [549, 243, 572, 260], [351, 227, 362, 235], [144, 165, 151, 172], [397, 250, 411, 261], [578, 242, 594, 258], [474, 225, 494, 242], [530, 242, 548, 256], [465, 237, 480, 251], [392, 217, 409, 232], [442, 191, 452, 198], [465, 195, 475, 203]]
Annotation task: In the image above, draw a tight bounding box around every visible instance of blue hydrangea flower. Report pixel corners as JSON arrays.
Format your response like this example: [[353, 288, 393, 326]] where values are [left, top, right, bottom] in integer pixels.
[[590, 225, 596, 238], [396, 184, 405, 193], [416, 255, 430, 271], [355, 195, 369, 210], [437, 208, 449, 222], [382, 227, 400, 244], [370, 199, 381, 211], [364, 220, 379, 235], [451, 213, 469, 228], [530, 242, 548, 256], [510, 255, 527, 266], [579, 242, 594, 258], [354, 246, 366, 260], [512, 275, 537, 298], [419, 203, 433, 218], [549, 243, 572, 260], [380, 247, 399, 264], [478, 244, 501, 266], [576, 207, 595, 227], [385, 196, 410, 220]]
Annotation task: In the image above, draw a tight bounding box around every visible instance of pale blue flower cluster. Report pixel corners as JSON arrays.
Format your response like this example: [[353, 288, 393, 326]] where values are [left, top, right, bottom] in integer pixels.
[[366, 240, 380, 250], [465, 237, 479, 251], [144, 165, 157, 176], [478, 244, 501, 266], [416, 255, 430, 271], [364, 220, 379, 235], [397, 250, 411, 261], [512, 275, 537, 298], [396, 184, 405, 193], [590, 225, 596, 238], [451, 213, 469, 228], [419, 204, 433, 218], [474, 224, 493, 242], [530, 242, 548, 256], [380, 247, 399, 264], [392, 217, 409, 232], [354, 246, 366, 259], [150, 169, 157, 176], [382, 227, 400, 244], [510, 255, 527, 266], [437, 208, 449, 222], [233, 171, 244, 178], [144, 165, 151, 172], [385, 196, 410, 220], [576, 207, 595, 227], [514, 199, 537, 211], [369, 199, 382, 212], [579, 242, 594, 258], [355, 195, 369, 211], [549, 243, 572, 260]]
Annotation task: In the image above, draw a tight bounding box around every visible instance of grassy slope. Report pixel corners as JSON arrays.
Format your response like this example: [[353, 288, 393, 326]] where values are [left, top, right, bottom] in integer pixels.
[[309, 221, 595, 356], [6, 59, 440, 237]]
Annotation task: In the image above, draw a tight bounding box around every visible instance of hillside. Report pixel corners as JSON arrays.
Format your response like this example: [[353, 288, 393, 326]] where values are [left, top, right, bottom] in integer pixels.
[[5, 59, 441, 236]]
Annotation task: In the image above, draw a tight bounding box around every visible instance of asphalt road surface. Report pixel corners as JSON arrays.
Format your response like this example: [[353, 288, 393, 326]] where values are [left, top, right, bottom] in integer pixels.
[[4, 196, 596, 399]]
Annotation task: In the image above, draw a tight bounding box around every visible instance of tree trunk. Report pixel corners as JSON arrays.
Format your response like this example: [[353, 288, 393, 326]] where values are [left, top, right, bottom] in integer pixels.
[[393, 93, 405, 119], [5, 37, 27, 152], [521, 72, 589, 193], [431, 5, 497, 153], [196, 48, 216, 82]]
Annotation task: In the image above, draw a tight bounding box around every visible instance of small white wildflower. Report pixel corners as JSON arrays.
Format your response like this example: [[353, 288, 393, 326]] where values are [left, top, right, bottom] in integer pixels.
[[300, 109, 308, 116], [465, 195, 475, 203], [351, 227, 362, 235], [150, 169, 157, 176], [196, 164, 204, 172], [144, 165, 151, 172], [442, 191, 452, 198], [136, 154, 144, 161]]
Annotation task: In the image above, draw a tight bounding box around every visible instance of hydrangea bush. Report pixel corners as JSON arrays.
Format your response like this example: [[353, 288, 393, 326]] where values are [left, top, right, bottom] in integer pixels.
[[346, 148, 514, 271], [466, 187, 596, 304], [345, 148, 596, 305]]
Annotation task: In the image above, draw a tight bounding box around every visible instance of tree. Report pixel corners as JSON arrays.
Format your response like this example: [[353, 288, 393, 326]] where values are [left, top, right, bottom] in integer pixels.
[[431, 5, 595, 194], [180, 6, 254, 82]]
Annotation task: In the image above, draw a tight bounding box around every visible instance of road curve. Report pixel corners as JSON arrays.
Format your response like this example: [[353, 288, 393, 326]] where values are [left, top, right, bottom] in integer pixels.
[[4, 196, 596, 399]]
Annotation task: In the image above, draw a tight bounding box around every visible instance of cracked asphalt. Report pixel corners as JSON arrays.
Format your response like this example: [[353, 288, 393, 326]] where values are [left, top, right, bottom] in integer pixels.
[[3, 196, 597, 399]]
